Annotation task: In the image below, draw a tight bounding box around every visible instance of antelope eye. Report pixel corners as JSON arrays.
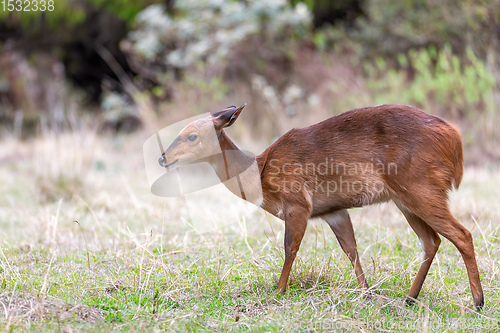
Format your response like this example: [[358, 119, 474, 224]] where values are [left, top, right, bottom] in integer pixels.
[[187, 134, 198, 142]]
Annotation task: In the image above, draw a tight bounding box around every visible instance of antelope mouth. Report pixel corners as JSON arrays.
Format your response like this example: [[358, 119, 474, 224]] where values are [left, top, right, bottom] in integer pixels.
[[158, 156, 178, 169]]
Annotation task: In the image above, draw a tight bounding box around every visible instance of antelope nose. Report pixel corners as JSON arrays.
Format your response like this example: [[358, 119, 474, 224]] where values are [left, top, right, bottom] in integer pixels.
[[158, 155, 167, 167]]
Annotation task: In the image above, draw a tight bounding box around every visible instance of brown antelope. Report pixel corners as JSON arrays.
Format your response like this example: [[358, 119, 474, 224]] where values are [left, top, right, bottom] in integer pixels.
[[158, 104, 484, 310]]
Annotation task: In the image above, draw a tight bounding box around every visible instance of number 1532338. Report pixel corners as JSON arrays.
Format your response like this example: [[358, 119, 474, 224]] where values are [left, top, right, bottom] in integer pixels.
[[2, 0, 54, 11]]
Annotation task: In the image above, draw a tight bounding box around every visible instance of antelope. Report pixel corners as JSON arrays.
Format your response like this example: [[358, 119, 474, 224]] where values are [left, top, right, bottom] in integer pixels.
[[158, 104, 484, 310]]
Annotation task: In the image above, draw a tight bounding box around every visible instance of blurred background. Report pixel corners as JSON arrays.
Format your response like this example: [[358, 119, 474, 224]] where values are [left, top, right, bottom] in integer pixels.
[[1, 0, 500, 170], [1, 3, 500, 327]]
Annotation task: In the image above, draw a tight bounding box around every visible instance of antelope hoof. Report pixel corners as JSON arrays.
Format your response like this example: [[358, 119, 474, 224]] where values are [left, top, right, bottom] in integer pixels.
[[405, 296, 417, 306], [474, 298, 484, 312], [362, 289, 373, 301]]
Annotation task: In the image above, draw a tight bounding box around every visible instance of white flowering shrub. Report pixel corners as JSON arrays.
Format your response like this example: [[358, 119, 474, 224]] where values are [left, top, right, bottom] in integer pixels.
[[127, 0, 311, 68]]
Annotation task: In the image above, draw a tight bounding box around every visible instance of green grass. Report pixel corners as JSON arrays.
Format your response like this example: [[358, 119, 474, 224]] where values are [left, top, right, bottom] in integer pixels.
[[0, 132, 499, 332]]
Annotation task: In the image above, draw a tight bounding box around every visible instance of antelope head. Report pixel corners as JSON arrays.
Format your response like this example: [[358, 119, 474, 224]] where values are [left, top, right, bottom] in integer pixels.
[[158, 104, 246, 169]]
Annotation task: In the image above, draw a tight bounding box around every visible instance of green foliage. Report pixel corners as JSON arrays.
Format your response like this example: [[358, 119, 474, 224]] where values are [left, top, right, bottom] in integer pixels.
[[128, 0, 312, 68], [290, 0, 315, 10], [89, 0, 158, 25], [351, 0, 495, 54], [364, 45, 496, 116], [312, 25, 344, 51]]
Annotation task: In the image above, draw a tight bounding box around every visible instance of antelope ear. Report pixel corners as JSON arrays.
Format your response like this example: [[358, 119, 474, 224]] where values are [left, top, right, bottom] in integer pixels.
[[212, 104, 246, 130]]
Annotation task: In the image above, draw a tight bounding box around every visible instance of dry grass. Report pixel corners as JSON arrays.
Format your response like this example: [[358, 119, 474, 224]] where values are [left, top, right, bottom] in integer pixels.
[[0, 126, 499, 332]]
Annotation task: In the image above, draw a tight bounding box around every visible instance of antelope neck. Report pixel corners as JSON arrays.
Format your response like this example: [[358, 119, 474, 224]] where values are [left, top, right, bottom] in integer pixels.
[[207, 130, 263, 205]]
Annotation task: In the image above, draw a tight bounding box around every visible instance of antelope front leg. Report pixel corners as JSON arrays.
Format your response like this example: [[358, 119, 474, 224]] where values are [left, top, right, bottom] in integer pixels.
[[277, 209, 309, 293], [322, 210, 370, 295]]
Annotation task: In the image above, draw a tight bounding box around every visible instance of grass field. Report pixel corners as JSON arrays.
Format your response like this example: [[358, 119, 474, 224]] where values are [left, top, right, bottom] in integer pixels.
[[0, 130, 499, 332]]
